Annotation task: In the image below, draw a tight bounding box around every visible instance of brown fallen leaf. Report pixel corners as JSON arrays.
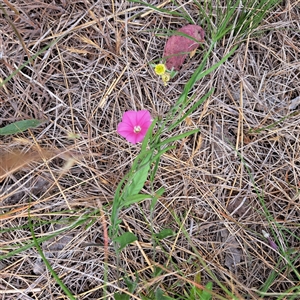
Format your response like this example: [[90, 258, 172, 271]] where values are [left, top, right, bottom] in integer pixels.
[[0, 150, 40, 180], [163, 24, 205, 71], [0, 148, 58, 181]]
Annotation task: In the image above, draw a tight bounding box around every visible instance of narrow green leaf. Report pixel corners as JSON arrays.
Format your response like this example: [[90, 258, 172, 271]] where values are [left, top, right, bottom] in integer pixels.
[[168, 89, 214, 131], [114, 293, 130, 300], [126, 162, 150, 196], [195, 45, 238, 82], [150, 187, 165, 210], [149, 146, 175, 165], [155, 187, 165, 197], [150, 155, 160, 182], [28, 216, 76, 300], [141, 118, 157, 152], [157, 129, 199, 147], [131, 151, 152, 174], [122, 193, 150, 208], [128, 0, 184, 18], [0, 213, 92, 261], [200, 282, 213, 300], [155, 288, 174, 300], [0, 34, 61, 87], [0, 119, 45, 135], [154, 228, 175, 240], [124, 273, 139, 293], [114, 232, 137, 252], [111, 171, 133, 236], [153, 266, 163, 277]]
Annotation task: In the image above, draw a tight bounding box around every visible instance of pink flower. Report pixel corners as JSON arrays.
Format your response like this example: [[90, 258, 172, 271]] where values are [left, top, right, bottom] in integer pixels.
[[117, 110, 152, 144]]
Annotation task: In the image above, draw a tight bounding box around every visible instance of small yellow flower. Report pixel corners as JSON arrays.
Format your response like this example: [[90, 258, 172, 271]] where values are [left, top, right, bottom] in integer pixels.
[[161, 73, 170, 86], [154, 64, 166, 76]]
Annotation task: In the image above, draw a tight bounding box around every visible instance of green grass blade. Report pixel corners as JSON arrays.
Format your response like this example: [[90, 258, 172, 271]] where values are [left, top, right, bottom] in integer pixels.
[[0, 213, 93, 261], [128, 0, 187, 18], [28, 215, 76, 300], [156, 129, 199, 148], [0, 37, 60, 87], [168, 89, 214, 131]]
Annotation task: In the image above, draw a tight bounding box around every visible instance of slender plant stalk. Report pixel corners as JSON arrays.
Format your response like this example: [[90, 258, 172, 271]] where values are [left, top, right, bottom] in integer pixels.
[[28, 212, 76, 300]]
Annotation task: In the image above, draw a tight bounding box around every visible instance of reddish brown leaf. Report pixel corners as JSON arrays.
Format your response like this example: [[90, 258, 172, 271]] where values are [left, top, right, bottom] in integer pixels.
[[163, 24, 205, 71]]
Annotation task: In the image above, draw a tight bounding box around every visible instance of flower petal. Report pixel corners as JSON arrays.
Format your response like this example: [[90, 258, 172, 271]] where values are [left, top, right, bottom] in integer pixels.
[[125, 132, 140, 144], [139, 117, 152, 128], [154, 64, 166, 75], [136, 110, 151, 124], [117, 122, 133, 136], [134, 133, 146, 143], [117, 110, 152, 144], [122, 111, 138, 127]]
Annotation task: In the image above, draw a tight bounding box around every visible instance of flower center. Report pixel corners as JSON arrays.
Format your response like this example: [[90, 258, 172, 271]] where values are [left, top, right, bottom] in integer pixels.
[[154, 64, 166, 76], [134, 125, 141, 133]]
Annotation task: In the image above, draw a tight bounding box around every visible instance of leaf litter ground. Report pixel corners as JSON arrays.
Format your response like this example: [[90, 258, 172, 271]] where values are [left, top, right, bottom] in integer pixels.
[[0, 1, 300, 299]]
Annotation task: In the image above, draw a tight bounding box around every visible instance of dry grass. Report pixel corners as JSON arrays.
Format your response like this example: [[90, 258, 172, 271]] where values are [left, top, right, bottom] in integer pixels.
[[0, 0, 300, 299]]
